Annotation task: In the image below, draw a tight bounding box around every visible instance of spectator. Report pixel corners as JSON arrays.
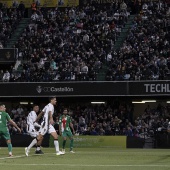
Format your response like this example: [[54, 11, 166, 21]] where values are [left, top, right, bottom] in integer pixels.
[[16, 105, 24, 115], [18, 1, 25, 18], [12, 0, 19, 8], [120, 1, 127, 12], [0, 42, 3, 48], [79, 116, 86, 128], [125, 126, 133, 136], [31, 11, 39, 22], [31, 0, 37, 13], [2, 70, 10, 82]]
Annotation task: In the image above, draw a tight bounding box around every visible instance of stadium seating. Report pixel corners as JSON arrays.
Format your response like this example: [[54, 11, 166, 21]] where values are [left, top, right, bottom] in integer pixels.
[[105, 1, 170, 81], [0, 1, 169, 82]]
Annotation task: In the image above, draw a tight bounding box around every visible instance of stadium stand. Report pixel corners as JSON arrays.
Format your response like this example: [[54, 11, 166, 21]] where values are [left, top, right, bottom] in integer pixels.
[[0, 1, 169, 82], [105, 1, 170, 81], [0, 5, 22, 47], [1, 1, 132, 82]]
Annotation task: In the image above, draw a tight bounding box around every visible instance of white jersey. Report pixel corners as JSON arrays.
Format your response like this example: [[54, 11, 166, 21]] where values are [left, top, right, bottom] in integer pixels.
[[27, 111, 40, 137], [42, 103, 54, 125], [27, 111, 37, 128], [39, 103, 56, 135]]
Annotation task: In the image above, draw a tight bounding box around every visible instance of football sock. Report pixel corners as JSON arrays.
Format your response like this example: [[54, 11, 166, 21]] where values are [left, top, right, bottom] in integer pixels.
[[70, 139, 73, 151], [62, 140, 66, 149], [7, 143, 12, 153], [54, 139, 59, 152], [28, 138, 37, 150], [36, 145, 41, 151]]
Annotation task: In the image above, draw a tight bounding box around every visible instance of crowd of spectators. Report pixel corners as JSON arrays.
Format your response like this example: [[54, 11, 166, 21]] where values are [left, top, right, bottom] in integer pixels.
[[6, 101, 170, 140], [3, 1, 130, 82], [0, 1, 169, 82], [0, 1, 25, 48], [106, 1, 170, 81], [6, 101, 134, 136], [67, 103, 170, 138]]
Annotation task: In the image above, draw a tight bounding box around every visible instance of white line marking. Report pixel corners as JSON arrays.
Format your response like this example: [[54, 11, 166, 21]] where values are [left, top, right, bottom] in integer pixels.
[[0, 153, 52, 160], [0, 153, 48, 160], [0, 155, 26, 160], [0, 163, 169, 167]]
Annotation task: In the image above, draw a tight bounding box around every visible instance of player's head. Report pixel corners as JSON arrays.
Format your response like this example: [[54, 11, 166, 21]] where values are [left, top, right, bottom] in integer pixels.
[[63, 108, 68, 115], [33, 104, 39, 113], [0, 103, 6, 111], [49, 97, 57, 105]]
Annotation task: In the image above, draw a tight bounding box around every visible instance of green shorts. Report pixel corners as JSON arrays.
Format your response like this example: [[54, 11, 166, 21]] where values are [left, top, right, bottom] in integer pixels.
[[0, 130, 11, 140], [62, 130, 73, 138]]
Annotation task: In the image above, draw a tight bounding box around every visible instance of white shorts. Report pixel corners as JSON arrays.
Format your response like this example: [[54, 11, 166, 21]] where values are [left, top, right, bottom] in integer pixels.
[[27, 125, 39, 138], [39, 123, 56, 135], [27, 130, 39, 138]]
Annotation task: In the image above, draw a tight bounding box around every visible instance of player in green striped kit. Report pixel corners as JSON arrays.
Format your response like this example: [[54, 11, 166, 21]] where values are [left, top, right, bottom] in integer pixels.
[[0, 103, 21, 156], [59, 108, 75, 153]]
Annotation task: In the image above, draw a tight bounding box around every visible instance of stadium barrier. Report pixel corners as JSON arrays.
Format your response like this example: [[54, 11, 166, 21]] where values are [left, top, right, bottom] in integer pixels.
[[155, 131, 170, 148], [1, 134, 169, 148], [0, 81, 170, 97], [126, 136, 145, 148], [49, 135, 126, 149], [0, 134, 50, 147]]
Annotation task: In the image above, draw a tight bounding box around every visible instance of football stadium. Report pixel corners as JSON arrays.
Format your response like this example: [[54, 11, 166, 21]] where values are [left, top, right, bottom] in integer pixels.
[[0, 0, 170, 170]]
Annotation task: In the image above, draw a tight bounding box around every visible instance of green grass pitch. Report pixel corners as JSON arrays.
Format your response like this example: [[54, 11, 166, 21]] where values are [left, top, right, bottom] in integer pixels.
[[0, 147, 170, 170]]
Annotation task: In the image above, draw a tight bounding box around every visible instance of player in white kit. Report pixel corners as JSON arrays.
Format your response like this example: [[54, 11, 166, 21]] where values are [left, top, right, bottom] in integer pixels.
[[25, 105, 43, 155], [26, 105, 41, 138], [25, 97, 64, 156]]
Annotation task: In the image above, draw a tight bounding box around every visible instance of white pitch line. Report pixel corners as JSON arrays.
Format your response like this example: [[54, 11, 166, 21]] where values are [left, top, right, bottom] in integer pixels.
[[0, 153, 57, 160], [0, 153, 48, 160], [0, 155, 26, 160], [0, 163, 169, 167]]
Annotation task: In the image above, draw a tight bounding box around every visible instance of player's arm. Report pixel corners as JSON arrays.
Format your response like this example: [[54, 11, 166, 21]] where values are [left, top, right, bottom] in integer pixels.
[[49, 111, 54, 125], [70, 122, 75, 135], [33, 122, 41, 128], [59, 126, 61, 136], [8, 119, 21, 133], [34, 111, 44, 122], [58, 117, 62, 136], [31, 113, 41, 128]]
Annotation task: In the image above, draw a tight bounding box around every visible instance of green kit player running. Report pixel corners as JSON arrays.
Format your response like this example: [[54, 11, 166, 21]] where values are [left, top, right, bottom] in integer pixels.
[[59, 108, 75, 153], [0, 103, 21, 156]]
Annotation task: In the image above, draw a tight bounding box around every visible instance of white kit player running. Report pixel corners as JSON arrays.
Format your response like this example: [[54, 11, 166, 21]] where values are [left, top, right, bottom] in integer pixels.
[[25, 105, 43, 155], [25, 97, 64, 156]]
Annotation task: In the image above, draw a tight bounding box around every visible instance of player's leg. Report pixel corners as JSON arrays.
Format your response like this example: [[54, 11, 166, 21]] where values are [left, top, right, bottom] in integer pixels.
[[68, 131, 75, 153], [25, 137, 37, 156], [26, 136, 44, 156], [6, 139, 13, 156], [35, 135, 43, 152], [25, 131, 42, 156], [34, 122, 48, 154], [62, 131, 67, 153], [34, 130, 44, 154], [3, 131, 13, 156], [49, 125, 64, 155], [34, 133, 44, 154]]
